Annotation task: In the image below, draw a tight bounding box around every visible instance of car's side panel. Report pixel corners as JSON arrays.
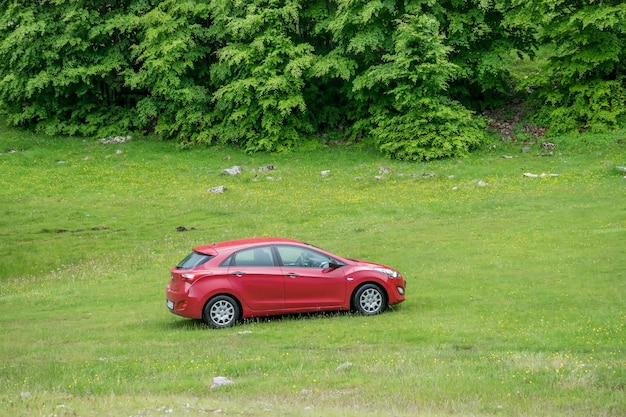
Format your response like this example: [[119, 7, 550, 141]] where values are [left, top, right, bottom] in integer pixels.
[[282, 267, 347, 310], [226, 265, 286, 312]]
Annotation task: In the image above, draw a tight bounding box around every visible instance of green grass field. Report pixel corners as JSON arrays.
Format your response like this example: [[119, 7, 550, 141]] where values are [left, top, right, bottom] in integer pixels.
[[1, 121, 624, 416]]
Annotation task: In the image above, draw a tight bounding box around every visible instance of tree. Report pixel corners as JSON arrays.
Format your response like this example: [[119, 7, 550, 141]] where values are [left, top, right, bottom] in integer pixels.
[[126, 0, 215, 140], [320, 0, 485, 160], [434, 0, 537, 110], [201, 0, 315, 152], [0, 0, 150, 136], [9, 0, 619, 158], [512, 0, 626, 133]]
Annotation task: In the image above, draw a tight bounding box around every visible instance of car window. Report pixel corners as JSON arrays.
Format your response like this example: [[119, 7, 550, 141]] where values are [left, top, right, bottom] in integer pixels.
[[176, 251, 214, 269], [276, 245, 333, 268], [229, 246, 275, 267]]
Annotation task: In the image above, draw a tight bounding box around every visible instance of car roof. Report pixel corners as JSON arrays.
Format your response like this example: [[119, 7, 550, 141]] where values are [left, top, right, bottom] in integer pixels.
[[193, 237, 305, 255]]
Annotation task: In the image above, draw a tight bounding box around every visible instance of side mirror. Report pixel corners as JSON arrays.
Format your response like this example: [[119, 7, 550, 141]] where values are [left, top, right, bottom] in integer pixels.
[[328, 260, 344, 270]]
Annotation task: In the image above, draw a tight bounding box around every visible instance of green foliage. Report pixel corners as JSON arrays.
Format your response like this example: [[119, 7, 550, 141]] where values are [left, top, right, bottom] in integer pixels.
[[126, 0, 215, 140], [432, 0, 536, 110], [372, 98, 484, 161], [1, 0, 623, 156], [346, 11, 485, 160], [197, 0, 315, 152], [536, 78, 626, 134], [0, 0, 150, 136], [513, 0, 626, 133]]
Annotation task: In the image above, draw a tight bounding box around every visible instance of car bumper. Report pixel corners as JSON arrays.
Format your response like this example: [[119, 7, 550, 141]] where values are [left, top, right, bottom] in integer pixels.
[[389, 279, 406, 304], [166, 287, 202, 319]]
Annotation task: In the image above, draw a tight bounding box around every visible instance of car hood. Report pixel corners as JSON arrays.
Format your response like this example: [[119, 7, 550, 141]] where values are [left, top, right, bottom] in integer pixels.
[[350, 259, 394, 270]]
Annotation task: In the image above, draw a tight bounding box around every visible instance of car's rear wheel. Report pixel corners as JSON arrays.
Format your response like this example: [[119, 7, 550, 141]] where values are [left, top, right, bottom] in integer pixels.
[[203, 295, 240, 329], [353, 284, 386, 315]]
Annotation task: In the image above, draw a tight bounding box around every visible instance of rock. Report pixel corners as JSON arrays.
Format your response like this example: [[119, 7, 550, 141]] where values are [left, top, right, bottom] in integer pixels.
[[221, 166, 241, 175], [379, 166, 392, 174], [335, 362, 353, 372], [524, 172, 558, 178], [320, 170, 330, 177], [258, 164, 276, 171], [207, 185, 226, 193], [483, 101, 547, 141], [210, 376, 234, 389], [98, 136, 131, 144]]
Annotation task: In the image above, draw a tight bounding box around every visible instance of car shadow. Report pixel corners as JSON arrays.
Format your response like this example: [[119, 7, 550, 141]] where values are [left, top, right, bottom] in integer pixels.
[[164, 307, 401, 330], [242, 310, 353, 326], [165, 318, 209, 330]]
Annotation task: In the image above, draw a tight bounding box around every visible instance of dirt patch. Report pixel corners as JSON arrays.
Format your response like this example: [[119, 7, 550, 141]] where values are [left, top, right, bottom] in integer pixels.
[[483, 101, 546, 142], [40, 226, 125, 234]]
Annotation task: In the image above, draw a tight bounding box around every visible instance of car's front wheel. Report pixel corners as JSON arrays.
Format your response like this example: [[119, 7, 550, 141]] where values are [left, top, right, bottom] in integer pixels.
[[353, 284, 386, 315], [203, 295, 240, 329]]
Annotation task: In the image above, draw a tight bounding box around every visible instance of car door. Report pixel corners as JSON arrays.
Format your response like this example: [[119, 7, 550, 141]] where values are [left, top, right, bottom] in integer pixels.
[[225, 246, 285, 312], [275, 245, 346, 310]]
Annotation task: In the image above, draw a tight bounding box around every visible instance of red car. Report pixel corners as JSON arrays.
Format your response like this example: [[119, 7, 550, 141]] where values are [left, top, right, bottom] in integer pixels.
[[166, 238, 406, 328]]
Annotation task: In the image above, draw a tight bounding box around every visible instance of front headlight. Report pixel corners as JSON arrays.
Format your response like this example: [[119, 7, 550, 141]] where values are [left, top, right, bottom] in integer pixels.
[[375, 267, 402, 279]]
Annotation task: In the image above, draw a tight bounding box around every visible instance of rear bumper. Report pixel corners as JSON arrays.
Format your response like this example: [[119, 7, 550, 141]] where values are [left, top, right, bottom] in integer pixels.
[[166, 286, 202, 319]]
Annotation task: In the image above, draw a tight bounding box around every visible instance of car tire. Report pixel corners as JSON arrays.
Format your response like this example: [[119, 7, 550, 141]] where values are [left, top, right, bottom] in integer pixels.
[[353, 284, 386, 316], [203, 295, 240, 329]]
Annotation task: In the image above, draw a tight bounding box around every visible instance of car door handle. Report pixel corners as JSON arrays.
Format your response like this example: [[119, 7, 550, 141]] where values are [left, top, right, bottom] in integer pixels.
[[285, 273, 299, 278], [231, 271, 246, 277]]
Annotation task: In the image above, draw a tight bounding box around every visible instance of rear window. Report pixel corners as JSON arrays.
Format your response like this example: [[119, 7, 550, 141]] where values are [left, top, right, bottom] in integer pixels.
[[176, 252, 214, 269]]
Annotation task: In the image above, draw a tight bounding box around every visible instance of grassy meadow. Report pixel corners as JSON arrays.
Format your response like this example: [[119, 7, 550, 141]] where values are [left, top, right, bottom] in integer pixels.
[[0, 120, 625, 416]]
